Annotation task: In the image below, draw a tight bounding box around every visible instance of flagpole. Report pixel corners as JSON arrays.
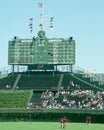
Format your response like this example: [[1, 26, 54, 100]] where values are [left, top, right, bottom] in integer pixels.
[[41, 5, 43, 30], [38, 3, 44, 30]]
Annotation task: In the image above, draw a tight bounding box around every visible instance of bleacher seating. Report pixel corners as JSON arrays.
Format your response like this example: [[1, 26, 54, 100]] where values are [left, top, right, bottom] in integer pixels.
[[30, 92, 42, 106], [17, 74, 60, 90], [0, 71, 104, 109], [0, 74, 18, 90], [62, 74, 92, 90]]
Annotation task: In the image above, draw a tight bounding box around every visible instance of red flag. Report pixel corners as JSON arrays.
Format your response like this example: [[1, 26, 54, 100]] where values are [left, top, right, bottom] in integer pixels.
[[49, 25, 53, 28], [38, 3, 43, 8], [29, 18, 33, 21]]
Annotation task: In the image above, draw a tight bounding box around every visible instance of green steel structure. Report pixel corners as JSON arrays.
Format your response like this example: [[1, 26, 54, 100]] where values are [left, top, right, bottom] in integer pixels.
[[8, 30, 75, 68]]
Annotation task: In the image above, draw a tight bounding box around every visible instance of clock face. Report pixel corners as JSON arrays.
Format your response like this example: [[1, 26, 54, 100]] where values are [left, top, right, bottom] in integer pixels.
[[38, 30, 46, 37]]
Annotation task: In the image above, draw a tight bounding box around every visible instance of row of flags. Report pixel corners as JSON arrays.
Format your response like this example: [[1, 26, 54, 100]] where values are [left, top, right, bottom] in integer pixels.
[[29, 18, 33, 33], [49, 17, 54, 29], [28, 3, 54, 33]]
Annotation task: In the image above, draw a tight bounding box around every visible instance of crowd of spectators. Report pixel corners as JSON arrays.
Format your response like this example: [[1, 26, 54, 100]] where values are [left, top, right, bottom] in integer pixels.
[[29, 80, 104, 109], [29, 89, 104, 109]]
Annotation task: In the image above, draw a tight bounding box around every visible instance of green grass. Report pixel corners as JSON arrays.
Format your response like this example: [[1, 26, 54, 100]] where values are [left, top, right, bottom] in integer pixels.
[[0, 91, 30, 108], [0, 122, 104, 130]]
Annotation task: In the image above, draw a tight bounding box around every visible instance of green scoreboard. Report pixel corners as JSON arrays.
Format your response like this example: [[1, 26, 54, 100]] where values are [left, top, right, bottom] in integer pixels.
[[8, 30, 75, 65]]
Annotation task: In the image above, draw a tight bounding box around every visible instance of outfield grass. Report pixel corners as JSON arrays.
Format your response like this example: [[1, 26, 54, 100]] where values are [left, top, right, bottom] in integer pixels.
[[0, 122, 104, 130]]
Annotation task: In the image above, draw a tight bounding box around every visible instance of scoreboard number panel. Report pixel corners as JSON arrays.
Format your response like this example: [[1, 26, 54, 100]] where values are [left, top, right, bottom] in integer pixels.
[[8, 30, 75, 65]]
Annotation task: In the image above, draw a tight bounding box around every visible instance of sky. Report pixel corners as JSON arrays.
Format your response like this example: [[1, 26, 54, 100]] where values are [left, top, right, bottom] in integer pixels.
[[0, 0, 104, 73]]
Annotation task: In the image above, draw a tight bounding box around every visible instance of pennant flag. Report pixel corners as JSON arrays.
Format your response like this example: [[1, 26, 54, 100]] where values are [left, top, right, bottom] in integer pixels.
[[29, 18, 33, 21], [29, 24, 32, 26], [39, 23, 43, 29], [50, 17, 54, 22], [38, 3, 43, 8], [49, 25, 53, 28], [39, 23, 43, 26]]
